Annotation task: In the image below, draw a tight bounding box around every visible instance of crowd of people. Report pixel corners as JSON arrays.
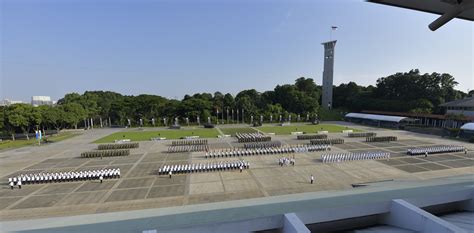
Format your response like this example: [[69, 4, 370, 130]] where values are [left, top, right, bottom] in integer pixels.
[[8, 168, 121, 189], [321, 151, 390, 163], [407, 145, 466, 156], [205, 144, 331, 158], [236, 133, 271, 143], [158, 160, 249, 175]]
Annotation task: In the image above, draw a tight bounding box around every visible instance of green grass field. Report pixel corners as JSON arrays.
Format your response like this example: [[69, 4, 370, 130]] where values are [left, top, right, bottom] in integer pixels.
[[94, 128, 220, 143], [0, 131, 80, 151], [219, 127, 258, 136], [258, 124, 361, 135]]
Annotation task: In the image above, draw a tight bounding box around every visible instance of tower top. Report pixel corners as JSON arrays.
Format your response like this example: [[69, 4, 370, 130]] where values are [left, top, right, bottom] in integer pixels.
[[321, 40, 337, 46]]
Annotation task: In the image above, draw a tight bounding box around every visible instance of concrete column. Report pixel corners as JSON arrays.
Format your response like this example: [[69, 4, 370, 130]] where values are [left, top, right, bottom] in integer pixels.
[[283, 213, 310, 233], [382, 199, 464, 233]]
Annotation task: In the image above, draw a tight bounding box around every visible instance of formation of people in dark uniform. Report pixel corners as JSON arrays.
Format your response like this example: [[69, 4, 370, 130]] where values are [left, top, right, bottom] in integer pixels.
[[407, 145, 466, 156], [236, 133, 271, 143], [8, 168, 121, 189], [168, 145, 209, 153], [171, 139, 208, 146], [322, 151, 390, 163], [158, 160, 249, 175]]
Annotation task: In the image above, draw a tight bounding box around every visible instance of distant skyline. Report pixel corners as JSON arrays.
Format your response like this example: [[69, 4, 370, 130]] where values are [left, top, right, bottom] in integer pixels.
[[1, 0, 473, 102]]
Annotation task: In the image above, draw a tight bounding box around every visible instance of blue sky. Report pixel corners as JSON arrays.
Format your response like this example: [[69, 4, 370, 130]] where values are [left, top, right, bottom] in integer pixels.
[[1, 0, 473, 102]]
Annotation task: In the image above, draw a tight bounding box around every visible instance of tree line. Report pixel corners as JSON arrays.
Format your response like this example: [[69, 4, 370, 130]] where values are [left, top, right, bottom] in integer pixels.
[[1, 69, 470, 139]]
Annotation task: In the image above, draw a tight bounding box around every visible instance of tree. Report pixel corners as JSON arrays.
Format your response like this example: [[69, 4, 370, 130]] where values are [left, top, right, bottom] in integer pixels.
[[6, 104, 31, 139], [62, 103, 86, 129]]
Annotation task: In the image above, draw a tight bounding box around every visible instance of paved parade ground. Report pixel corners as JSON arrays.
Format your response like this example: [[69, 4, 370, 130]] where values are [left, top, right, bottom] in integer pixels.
[[0, 122, 473, 221]]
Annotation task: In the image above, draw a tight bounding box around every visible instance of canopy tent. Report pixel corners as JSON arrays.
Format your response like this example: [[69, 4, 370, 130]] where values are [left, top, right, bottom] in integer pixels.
[[460, 123, 474, 131], [345, 113, 410, 123]]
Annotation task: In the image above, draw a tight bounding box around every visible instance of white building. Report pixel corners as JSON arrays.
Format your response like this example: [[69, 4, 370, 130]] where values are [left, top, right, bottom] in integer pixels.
[[31, 96, 54, 107], [0, 99, 24, 106]]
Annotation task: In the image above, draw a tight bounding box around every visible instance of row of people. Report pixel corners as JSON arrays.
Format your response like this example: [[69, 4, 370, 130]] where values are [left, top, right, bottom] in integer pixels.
[[322, 151, 390, 163], [407, 145, 466, 156], [7, 168, 121, 186], [205, 144, 331, 158], [171, 139, 208, 146], [167, 145, 209, 153], [236, 132, 271, 143], [158, 160, 249, 175], [243, 141, 282, 149]]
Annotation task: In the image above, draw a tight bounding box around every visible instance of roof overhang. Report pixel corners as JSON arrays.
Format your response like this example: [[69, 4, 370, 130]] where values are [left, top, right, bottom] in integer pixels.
[[368, 0, 474, 30]]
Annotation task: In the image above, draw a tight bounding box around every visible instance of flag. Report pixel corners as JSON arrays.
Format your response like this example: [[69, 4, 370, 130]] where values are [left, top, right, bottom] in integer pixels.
[[331, 26, 338, 30]]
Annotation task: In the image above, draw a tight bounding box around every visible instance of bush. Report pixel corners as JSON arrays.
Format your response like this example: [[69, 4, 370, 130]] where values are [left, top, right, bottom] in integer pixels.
[[97, 143, 139, 150], [81, 149, 130, 158]]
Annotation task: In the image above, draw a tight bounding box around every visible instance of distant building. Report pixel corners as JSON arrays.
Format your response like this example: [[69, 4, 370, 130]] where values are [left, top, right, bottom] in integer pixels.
[[0, 99, 24, 106], [31, 96, 54, 107], [439, 95, 474, 117]]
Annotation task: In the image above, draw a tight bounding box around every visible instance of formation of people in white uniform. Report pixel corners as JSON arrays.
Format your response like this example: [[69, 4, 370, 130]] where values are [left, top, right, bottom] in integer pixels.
[[407, 145, 466, 156], [243, 141, 282, 149], [236, 132, 271, 143], [8, 168, 121, 189], [205, 144, 330, 158], [322, 151, 390, 163], [279, 157, 295, 166], [158, 160, 249, 175], [168, 144, 209, 153]]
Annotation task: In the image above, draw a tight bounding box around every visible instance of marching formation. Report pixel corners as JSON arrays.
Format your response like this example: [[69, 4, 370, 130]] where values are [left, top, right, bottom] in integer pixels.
[[366, 136, 397, 142], [243, 141, 282, 149], [310, 138, 344, 145], [407, 145, 465, 156], [296, 134, 328, 140], [167, 145, 209, 153], [322, 151, 390, 163], [171, 139, 208, 146], [205, 144, 331, 158], [236, 133, 271, 143], [8, 168, 121, 189], [348, 132, 377, 138], [158, 160, 249, 175]]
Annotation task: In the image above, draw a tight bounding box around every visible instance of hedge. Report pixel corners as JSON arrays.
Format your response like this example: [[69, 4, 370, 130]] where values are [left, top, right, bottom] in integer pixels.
[[81, 149, 130, 158]]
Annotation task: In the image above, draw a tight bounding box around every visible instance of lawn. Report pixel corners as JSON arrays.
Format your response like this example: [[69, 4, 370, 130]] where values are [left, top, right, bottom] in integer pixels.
[[94, 128, 220, 143], [0, 131, 81, 151], [219, 127, 258, 136], [258, 124, 361, 135]]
